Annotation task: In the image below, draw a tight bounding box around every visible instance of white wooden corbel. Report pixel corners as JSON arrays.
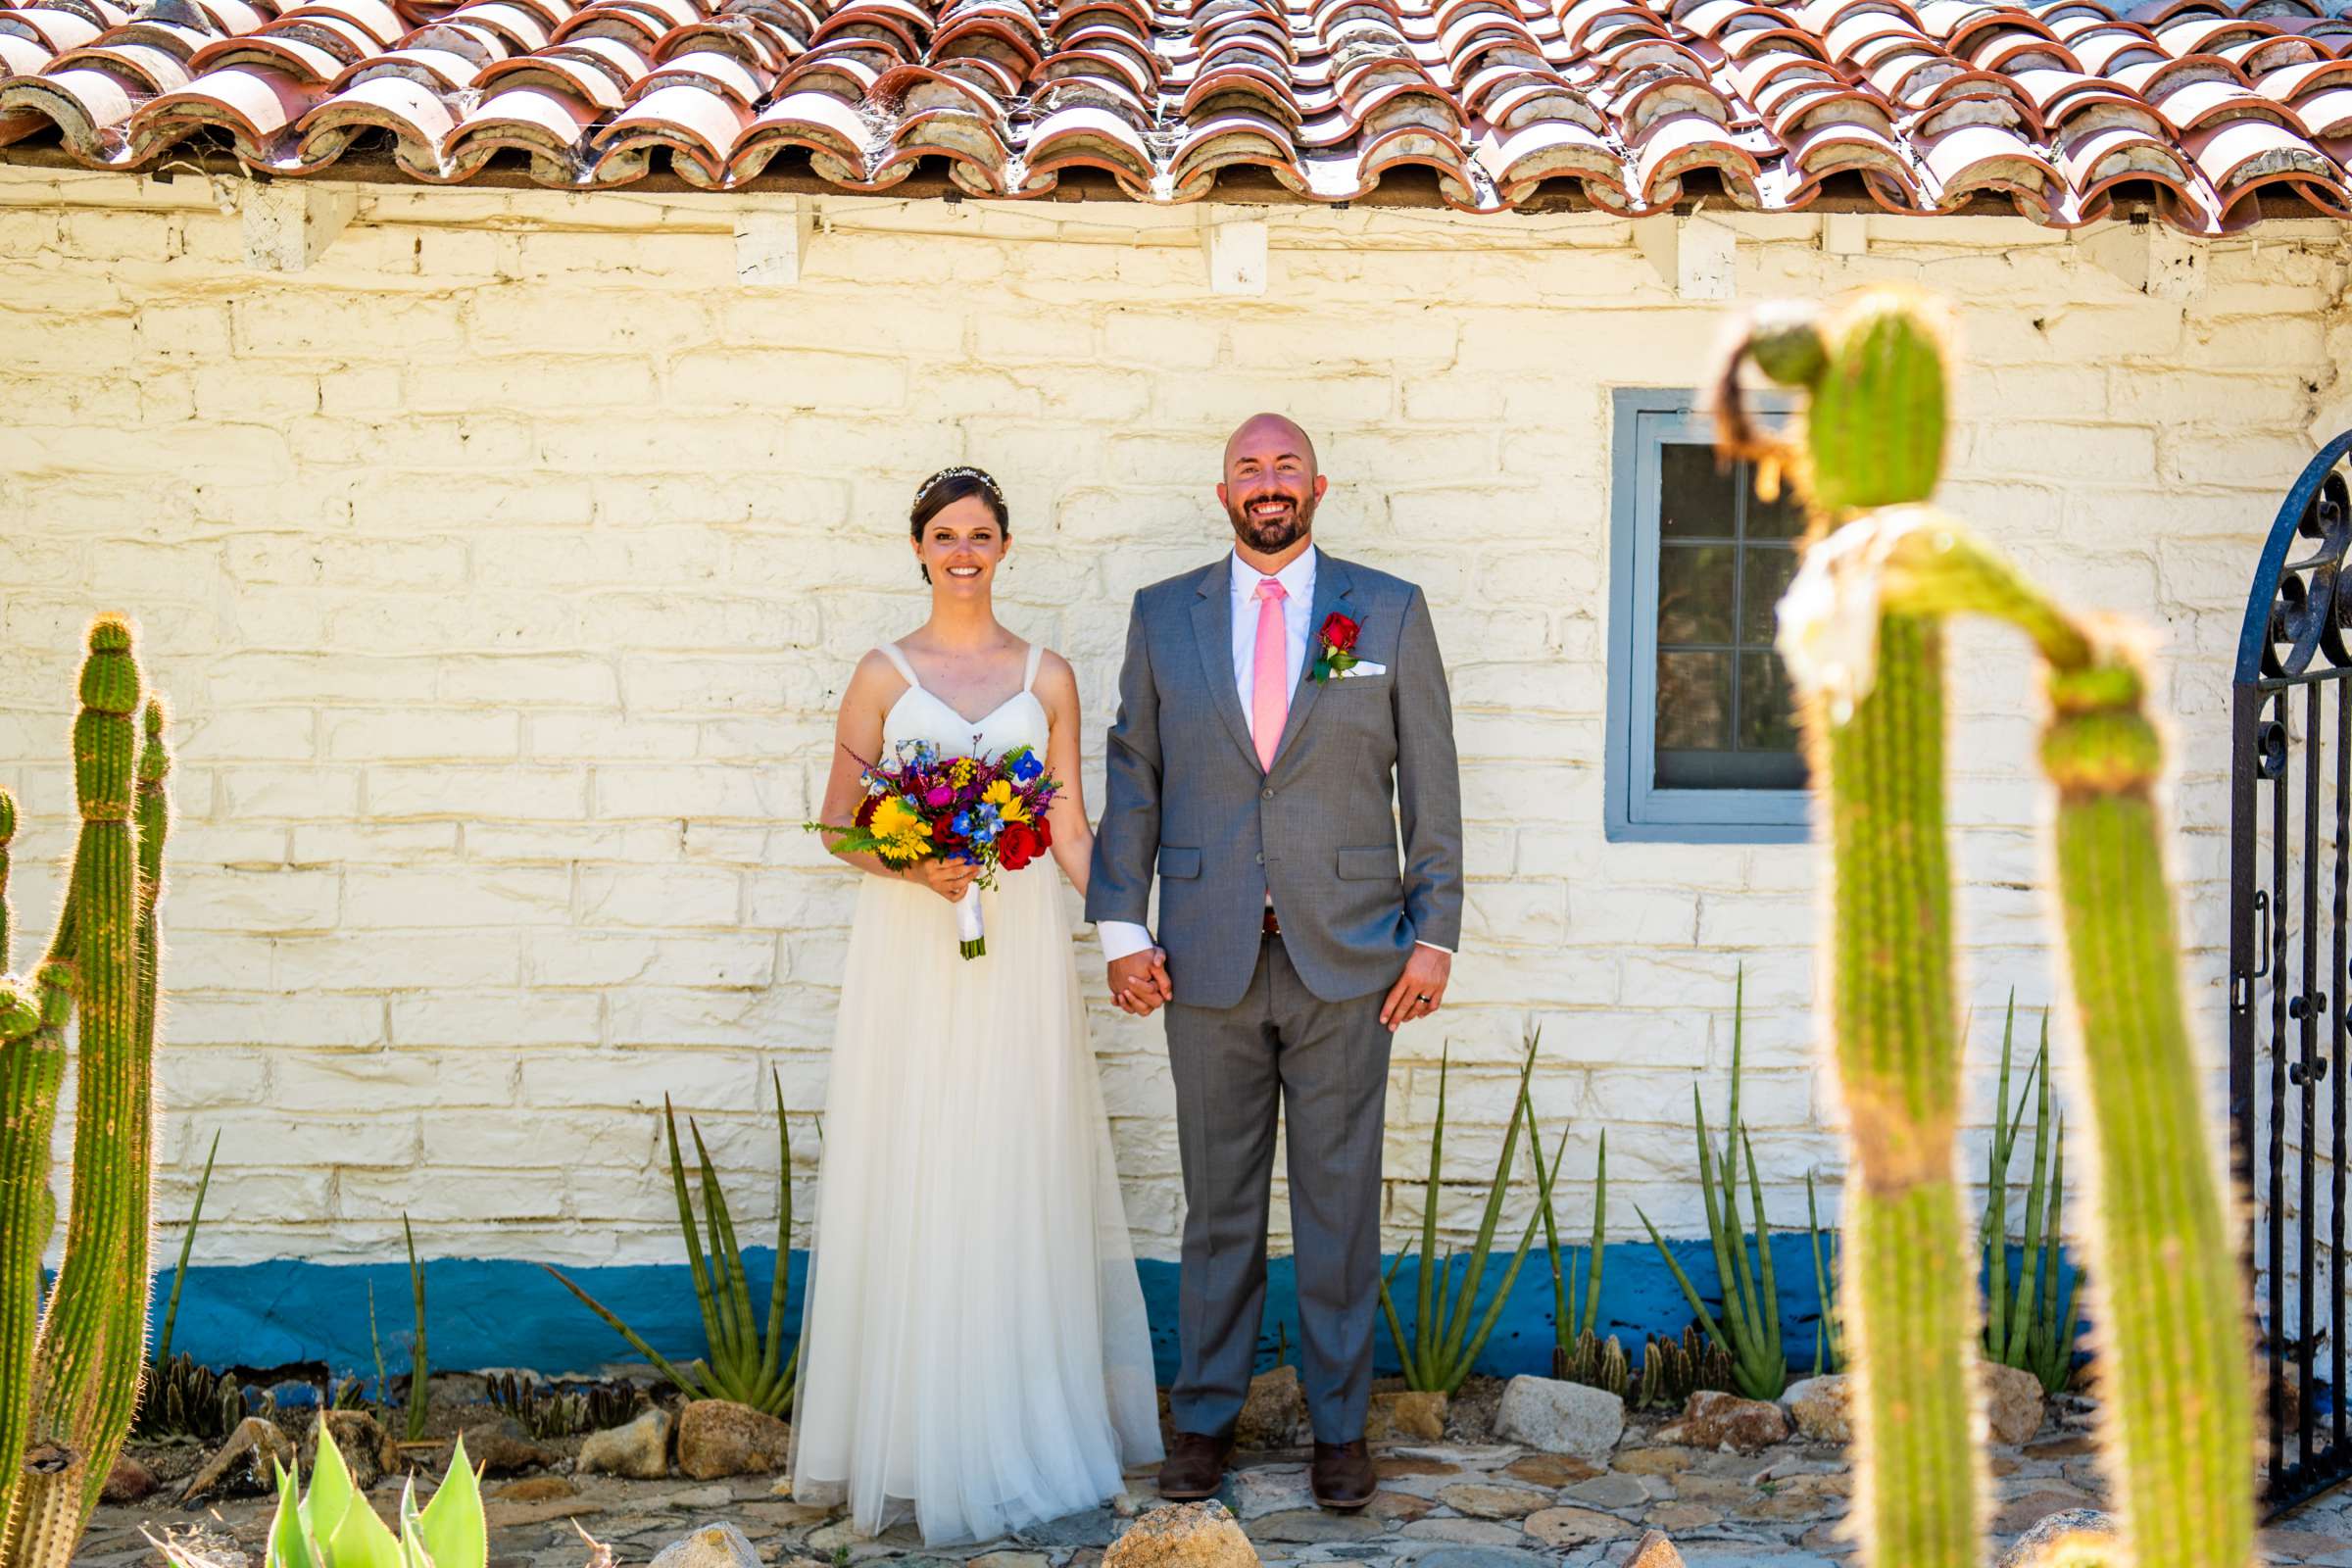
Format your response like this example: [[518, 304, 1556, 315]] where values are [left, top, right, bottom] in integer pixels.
[[241, 180, 358, 272], [1633, 212, 1735, 300], [735, 196, 816, 286], [1201, 207, 1268, 296], [1820, 213, 1869, 256], [2081, 217, 2202, 300]]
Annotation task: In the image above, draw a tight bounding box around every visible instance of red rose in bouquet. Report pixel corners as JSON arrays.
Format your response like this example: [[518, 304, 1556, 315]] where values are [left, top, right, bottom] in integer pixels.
[[997, 820, 1043, 871]]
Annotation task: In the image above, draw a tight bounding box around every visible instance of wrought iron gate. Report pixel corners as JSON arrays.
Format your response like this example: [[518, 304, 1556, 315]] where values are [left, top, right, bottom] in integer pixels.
[[2231, 431, 2352, 1513]]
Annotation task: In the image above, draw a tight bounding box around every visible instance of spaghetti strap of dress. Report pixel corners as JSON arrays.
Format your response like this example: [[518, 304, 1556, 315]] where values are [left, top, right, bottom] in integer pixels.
[[1021, 642, 1045, 693], [876, 642, 921, 689]]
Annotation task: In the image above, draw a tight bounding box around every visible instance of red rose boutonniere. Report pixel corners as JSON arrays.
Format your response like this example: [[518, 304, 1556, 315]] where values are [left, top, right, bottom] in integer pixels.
[[1312, 612, 1362, 682]]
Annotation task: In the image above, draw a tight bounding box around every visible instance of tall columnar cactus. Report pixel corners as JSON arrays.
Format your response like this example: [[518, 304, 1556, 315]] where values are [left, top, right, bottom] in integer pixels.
[[1718, 288, 2253, 1568], [0, 618, 172, 1568]]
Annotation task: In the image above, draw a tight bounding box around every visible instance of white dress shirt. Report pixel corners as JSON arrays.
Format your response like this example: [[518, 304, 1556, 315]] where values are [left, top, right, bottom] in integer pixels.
[[1099, 546, 1451, 965]]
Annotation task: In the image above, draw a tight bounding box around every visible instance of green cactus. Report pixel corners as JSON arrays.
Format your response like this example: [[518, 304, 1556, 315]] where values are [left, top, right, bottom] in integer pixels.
[[135, 1128, 221, 1439], [0, 787, 15, 973], [1722, 287, 2253, 1568], [1982, 1000, 2082, 1397], [1636, 972, 1788, 1401], [1377, 1036, 1562, 1396], [545, 1070, 805, 1416], [2, 617, 171, 1568], [1634, 1324, 1734, 1410]]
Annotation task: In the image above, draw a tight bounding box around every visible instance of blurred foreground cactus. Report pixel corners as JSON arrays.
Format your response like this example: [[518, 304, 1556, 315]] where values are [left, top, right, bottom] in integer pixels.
[[1, 619, 172, 1568], [1717, 288, 2251, 1568], [158, 1422, 486, 1568]]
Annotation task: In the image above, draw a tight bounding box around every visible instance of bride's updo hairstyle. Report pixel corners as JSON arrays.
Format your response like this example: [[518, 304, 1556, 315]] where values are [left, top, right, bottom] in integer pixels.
[[910, 466, 1009, 584]]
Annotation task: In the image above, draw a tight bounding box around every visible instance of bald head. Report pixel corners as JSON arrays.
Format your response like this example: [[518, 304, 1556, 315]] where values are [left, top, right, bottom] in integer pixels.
[[1224, 413, 1318, 476], [1219, 412, 1327, 563]]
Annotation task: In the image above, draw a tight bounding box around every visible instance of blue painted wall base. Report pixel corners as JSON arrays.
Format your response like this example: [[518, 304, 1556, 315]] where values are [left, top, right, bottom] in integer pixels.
[[132, 1237, 1882, 1390]]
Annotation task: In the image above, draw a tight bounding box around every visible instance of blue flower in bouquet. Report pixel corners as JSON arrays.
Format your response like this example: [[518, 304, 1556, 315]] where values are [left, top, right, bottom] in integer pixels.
[[970, 803, 1004, 843], [1010, 749, 1044, 783]]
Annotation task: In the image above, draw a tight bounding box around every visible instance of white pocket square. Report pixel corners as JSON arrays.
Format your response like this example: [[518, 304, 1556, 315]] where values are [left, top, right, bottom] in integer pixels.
[[1338, 661, 1388, 678]]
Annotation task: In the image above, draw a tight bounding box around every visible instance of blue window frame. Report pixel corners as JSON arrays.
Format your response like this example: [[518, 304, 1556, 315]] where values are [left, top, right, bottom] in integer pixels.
[[1605, 387, 1810, 844]]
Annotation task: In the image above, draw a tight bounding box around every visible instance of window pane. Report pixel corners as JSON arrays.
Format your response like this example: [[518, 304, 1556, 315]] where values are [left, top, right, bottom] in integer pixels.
[[1660, 443, 1737, 540], [1658, 545, 1735, 644], [1739, 652, 1803, 755], [1656, 650, 1730, 752], [1740, 546, 1798, 648], [1746, 471, 1808, 540]]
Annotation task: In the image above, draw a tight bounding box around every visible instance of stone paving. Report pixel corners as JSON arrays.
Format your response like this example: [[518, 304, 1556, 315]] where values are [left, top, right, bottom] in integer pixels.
[[73, 1394, 2352, 1568]]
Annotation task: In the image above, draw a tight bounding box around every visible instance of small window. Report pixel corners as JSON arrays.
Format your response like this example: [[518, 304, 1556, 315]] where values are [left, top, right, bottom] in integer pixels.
[[1606, 388, 1810, 843]]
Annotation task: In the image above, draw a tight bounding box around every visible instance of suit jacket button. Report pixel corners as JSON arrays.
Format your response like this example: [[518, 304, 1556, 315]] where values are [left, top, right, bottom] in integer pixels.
[[1261, 787, 1274, 800], [1254, 853, 1264, 864]]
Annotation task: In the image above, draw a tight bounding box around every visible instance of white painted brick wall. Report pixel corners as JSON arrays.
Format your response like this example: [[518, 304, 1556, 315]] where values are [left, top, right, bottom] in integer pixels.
[[0, 168, 2340, 1272]]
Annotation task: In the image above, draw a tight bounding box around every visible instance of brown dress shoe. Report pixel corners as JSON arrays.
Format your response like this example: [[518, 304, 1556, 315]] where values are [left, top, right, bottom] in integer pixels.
[[1158, 1431, 1234, 1501], [1310, 1440, 1375, 1510]]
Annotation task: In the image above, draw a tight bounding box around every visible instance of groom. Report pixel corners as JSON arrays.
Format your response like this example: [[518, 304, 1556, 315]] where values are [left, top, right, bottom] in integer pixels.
[[1088, 414, 1463, 1508]]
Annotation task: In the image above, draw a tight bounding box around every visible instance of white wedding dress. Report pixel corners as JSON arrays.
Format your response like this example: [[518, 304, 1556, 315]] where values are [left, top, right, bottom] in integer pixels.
[[788, 641, 1164, 1545]]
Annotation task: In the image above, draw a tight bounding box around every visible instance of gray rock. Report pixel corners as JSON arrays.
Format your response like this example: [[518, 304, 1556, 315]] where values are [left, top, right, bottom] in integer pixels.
[[1561, 1472, 1653, 1510], [1995, 1508, 2117, 1568], [1404, 1549, 1551, 1568], [1229, 1465, 1313, 1521], [1235, 1366, 1306, 1450], [579, 1407, 672, 1480], [1019, 1505, 1124, 1548], [1245, 1510, 1383, 1544], [1398, 1518, 1528, 1546], [1781, 1376, 1851, 1445], [674, 1400, 792, 1480], [1982, 1363, 2047, 1447], [649, 1522, 761, 1568], [1492, 1376, 1626, 1458]]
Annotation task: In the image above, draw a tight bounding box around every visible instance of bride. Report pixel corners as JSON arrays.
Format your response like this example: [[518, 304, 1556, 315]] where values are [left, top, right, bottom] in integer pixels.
[[790, 466, 1164, 1544]]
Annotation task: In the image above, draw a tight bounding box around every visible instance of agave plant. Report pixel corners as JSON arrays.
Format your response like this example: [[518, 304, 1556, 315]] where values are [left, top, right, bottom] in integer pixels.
[[545, 1070, 803, 1416], [1636, 970, 1789, 1400], [1982, 998, 2082, 1396], [1806, 1172, 1846, 1377], [157, 1421, 486, 1568], [1377, 1034, 1562, 1396]]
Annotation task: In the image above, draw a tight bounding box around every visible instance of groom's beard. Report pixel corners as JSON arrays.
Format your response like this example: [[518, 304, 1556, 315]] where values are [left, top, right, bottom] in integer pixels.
[[1227, 494, 1315, 555]]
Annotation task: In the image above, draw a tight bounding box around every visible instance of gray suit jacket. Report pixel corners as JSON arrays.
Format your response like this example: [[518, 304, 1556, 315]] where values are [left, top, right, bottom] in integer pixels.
[[1087, 552, 1464, 1010]]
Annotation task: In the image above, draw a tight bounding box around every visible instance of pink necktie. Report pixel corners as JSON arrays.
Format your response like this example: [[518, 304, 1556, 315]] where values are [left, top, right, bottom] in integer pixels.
[[1251, 578, 1289, 772]]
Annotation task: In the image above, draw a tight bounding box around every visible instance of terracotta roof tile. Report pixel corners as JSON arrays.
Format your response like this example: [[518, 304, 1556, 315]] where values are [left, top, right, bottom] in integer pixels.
[[2, 0, 2349, 226]]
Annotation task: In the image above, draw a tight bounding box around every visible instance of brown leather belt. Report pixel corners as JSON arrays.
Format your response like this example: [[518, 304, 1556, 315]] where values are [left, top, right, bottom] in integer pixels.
[[1262, 906, 1282, 937]]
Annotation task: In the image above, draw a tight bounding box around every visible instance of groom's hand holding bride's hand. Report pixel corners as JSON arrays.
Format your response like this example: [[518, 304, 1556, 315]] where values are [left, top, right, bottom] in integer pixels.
[[1380, 945, 1451, 1032], [1107, 950, 1173, 1017]]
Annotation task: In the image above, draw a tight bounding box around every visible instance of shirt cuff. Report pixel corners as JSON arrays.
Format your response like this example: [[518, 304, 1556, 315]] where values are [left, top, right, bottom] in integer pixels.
[[1415, 940, 1455, 956], [1099, 920, 1157, 963]]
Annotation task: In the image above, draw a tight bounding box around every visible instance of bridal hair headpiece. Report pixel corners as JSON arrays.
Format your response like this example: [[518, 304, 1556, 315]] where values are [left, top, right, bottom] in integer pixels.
[[914, 465, 1004, 506]]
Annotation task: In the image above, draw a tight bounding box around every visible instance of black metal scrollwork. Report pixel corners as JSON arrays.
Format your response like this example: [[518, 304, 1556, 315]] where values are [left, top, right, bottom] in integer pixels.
[[2263, 467, 2352, 679]]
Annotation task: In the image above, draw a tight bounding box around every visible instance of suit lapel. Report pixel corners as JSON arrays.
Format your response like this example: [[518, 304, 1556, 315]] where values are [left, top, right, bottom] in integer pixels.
[[1189, 561, 1262, 771], [1269, 553, 1353, 772]]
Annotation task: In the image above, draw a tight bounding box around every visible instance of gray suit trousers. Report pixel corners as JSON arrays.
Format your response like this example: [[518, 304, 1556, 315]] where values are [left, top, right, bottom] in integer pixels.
[[1164, 932, 1391, 1443]]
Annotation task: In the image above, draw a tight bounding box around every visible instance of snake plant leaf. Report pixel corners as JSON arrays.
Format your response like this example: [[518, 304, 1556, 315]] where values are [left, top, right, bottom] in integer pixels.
[[415, 1435, 486, 1568]]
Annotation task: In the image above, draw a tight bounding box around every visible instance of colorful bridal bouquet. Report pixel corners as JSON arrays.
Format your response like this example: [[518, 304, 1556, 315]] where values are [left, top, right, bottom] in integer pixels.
[[808, 740, 1060, 958]]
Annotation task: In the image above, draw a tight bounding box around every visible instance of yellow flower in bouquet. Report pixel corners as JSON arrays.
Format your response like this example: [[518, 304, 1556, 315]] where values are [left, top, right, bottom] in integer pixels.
[[868, 795, 931, 863], [981, 779, 1031, 823]]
